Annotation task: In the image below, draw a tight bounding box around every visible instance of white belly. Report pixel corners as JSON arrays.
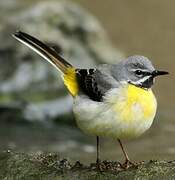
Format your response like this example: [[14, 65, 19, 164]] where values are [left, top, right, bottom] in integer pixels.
[[73, 86, 157, 139]]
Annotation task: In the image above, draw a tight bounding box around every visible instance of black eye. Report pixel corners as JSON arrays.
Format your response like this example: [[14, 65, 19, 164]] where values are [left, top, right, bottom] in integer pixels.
[[135, 70, 142, 76]]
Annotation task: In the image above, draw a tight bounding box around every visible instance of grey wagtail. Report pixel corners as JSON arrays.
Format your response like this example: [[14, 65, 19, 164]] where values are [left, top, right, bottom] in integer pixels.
[[13, 31, 168, 168]]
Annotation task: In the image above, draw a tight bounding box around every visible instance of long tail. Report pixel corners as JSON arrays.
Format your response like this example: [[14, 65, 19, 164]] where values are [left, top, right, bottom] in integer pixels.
[[13, 31, 78, 96]]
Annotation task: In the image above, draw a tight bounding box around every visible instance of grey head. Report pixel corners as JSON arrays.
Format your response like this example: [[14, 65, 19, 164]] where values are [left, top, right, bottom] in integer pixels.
[[110, 55, 168, 89]]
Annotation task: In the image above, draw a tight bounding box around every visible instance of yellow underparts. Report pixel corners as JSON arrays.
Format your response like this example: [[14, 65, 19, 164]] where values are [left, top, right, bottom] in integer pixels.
[[63, 67, 78, 97], [114, 84, 157, 122]]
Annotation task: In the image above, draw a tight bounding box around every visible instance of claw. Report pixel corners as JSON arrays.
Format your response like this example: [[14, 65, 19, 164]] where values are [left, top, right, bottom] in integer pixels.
[[96, 161, 103, 171], [120, 160, 135, 169], [119, 159, 144, 169]]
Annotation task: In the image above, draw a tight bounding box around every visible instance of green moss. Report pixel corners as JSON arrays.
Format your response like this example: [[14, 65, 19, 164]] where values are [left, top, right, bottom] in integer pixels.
[[0, 94, 14, 103], [0, 89, 67, 103]]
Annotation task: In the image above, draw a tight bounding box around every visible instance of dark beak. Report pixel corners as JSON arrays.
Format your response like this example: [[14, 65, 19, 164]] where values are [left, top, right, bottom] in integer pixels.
[[152, 70, 169, 77]]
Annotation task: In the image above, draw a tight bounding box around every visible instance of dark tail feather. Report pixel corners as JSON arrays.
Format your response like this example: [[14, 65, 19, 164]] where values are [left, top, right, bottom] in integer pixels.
[[13, 31, 73, 73]]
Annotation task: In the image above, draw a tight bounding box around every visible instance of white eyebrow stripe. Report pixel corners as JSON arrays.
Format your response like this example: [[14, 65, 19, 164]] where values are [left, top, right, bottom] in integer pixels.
[[130, 68, 150, 72]]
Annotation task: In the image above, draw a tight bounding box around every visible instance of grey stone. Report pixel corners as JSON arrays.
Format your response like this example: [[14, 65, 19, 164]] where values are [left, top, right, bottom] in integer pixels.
[[0, 1, 124, 122]]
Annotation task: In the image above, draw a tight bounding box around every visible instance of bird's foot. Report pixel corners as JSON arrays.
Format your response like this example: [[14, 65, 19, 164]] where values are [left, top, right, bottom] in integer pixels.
[[96, 159, 103, 171], [119, 159, 141, 169]]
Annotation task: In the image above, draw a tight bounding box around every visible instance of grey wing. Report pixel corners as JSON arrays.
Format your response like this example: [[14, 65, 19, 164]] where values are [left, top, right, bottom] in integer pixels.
[[76, 64, 118, 102]]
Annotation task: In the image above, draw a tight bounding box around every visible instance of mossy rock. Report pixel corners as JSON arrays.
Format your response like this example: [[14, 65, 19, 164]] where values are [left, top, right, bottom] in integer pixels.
[[0, 151, 175, 179]]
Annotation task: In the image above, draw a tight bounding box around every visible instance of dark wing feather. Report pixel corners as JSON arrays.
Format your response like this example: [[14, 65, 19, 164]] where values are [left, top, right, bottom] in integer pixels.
[[76, 68, 112, 102]]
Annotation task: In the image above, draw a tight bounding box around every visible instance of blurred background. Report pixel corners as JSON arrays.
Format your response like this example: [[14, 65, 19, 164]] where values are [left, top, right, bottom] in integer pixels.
[[0, 0, 174, 164]]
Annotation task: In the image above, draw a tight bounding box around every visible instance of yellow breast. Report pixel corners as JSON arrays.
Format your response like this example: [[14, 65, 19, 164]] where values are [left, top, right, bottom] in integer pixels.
[[114, 84, 157, 122]]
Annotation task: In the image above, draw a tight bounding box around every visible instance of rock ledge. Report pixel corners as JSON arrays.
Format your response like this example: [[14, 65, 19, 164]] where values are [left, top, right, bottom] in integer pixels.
[[0, 151, 175, 179]]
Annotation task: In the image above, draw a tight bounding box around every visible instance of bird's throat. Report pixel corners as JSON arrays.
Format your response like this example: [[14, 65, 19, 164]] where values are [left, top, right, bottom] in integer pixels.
[[112, 84, 157, 122]]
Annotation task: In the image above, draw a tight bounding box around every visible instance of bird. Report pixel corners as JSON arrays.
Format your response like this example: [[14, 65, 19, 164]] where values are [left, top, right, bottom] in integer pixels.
[[13, 31, 168, 169]]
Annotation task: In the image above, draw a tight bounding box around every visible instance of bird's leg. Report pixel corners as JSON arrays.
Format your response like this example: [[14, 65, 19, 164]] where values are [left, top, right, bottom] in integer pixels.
[[117, 139, 136, 169], [96, 136, 100, 164], [96, 136, 102, 170]]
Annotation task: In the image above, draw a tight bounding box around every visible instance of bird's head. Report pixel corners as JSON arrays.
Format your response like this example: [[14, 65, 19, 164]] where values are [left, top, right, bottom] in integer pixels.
[[112, 55, 169, 89]]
